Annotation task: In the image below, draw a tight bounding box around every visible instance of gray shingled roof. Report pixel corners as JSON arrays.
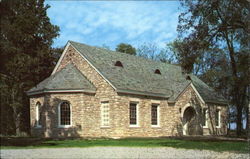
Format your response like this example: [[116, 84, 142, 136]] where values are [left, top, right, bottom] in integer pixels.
[[69, 41, 227, 104], [27, 63, 96, 95], [190, 75, 228, 104]]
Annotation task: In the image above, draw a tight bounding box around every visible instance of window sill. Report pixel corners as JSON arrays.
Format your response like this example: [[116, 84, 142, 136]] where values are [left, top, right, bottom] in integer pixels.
[[129, 125, 140, 128], [151, 125, 160, 128], [100, 126, 110, 129], [34, 126, 42, 128], [58, 125, 72, 128]]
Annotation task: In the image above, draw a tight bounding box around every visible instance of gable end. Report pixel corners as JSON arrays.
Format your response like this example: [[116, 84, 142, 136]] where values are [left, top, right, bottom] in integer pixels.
[[51, 41, 117, 90], [171, 83, 205, 104], [51, 42, 70, 75]]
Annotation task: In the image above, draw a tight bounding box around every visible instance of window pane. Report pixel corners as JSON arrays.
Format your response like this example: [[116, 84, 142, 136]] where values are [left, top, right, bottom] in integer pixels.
[[151, 105, 158, 125], [130, 103, 137, 125], [38, 105, 42, 126], [202, 108, 207, 126], [60, 102, 71, 125], [36, 102, 42, 126], [215, 110, 219, 127], [101, 103, 109, 126]]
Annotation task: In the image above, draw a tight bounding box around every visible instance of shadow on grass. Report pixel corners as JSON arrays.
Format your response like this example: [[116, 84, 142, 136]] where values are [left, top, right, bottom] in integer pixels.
[[0, 137, 55, 147], [0, 137, 79, 147], [1, 137, 248, 153]]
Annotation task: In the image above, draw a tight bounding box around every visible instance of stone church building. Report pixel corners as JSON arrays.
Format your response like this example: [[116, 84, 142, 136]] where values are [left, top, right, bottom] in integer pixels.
[[27, 41, 228, 138]]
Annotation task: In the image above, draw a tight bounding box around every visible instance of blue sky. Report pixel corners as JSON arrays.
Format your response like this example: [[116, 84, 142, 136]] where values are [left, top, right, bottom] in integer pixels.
[[45, 1, 245, 130], [46, 1, 181, 50]]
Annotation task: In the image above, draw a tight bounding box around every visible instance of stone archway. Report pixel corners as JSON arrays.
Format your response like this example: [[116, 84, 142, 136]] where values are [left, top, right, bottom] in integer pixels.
[[182, 106, 202, 136]]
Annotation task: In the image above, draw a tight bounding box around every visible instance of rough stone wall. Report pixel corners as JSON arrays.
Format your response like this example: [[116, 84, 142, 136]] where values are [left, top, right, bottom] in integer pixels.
[[111, 94, 183, 137], [30, 95, 45, 137], [56, 45, 116, 100], [30, 44, 117, 137], [31, 93, 179, 138], [203, 104, 228, 135], [174, 85, 228, 136], [30, 44, 228, 138], [175, 85, 204, 136]]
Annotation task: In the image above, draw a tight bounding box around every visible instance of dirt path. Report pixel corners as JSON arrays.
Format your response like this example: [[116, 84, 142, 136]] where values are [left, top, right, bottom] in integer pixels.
[[1, 147, 248, 159]]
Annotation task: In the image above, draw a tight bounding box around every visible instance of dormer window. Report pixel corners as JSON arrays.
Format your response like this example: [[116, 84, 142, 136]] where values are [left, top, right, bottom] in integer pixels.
[[115, 61, 123, 67], [186, 75, 191, 80], [154, 69, 161, 75]]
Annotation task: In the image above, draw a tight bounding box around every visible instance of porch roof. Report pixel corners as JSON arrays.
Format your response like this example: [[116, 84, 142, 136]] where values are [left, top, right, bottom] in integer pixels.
[[27, 63, 96, 95]]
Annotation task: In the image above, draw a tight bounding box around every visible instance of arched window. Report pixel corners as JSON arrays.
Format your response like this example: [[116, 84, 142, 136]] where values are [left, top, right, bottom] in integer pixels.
[[115, 61, 123, 67], [154, 69, 161, 75], [36, 102, 42, 127], [59, 102, 71, 127]]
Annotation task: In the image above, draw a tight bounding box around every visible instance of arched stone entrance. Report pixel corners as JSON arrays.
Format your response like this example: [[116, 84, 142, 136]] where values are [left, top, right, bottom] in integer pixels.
[[182, 105, 202, 136]]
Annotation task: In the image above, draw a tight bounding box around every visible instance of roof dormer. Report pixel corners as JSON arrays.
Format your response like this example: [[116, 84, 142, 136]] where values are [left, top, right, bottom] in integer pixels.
[[115, 61, 123, 68], [154, 69, 161, 75], [186, 75, 191, 80]]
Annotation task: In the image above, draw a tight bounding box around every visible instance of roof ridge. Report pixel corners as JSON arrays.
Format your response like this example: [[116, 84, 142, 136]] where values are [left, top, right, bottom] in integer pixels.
[[68, 40, 180, 69]]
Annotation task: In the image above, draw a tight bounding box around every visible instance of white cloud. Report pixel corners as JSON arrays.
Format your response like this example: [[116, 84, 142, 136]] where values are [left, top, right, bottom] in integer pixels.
[[46, 1, 181, 49]]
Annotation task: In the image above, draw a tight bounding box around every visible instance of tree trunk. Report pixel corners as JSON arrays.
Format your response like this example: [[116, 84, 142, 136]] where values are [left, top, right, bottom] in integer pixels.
[[246, 103, 249, 128], [247, 101, 250, 139], [224, 32, 243, 136], [11, 86, 21, 135], [15, 117, 21, 135], [236, 105, 243, 136], [208, 107, 216, 135], [12, 106, 21, 135], [228, 110, 231, 134]]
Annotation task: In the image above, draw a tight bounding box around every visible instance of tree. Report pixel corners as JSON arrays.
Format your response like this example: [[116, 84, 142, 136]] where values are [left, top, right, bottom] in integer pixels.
[[137, 42, 159, 60], [177, 0, 250, 136], [137, 42, 177, 64], [115, 43, 136, 55], [0, 0, 60, 135], [168, 39, 210, 74]]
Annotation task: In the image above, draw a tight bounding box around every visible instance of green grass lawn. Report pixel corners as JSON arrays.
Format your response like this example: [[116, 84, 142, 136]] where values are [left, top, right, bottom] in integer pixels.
[[1, 137, 248, 153]]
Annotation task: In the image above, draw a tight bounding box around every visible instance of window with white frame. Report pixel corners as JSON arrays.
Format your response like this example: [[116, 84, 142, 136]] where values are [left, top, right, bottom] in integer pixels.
[[101, 101, 109, 127], [202, 108, 208, 127], [129, 102, 138, 126], [35, 102, 42, 127], [151, 104, 160, 126], [59, 101, 71, 127], [215, 109, 221, 128]]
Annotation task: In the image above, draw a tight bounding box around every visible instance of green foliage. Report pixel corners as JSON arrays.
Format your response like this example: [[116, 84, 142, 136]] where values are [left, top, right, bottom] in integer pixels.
[[0, 0, 60, 135], [177, 0, 250, 135], [168, 39, 209, 74], [116, 43, 136, 55], [1, 137, 248, 153]]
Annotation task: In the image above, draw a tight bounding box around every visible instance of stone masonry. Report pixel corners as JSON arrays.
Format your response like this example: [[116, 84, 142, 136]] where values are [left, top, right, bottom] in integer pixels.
[[30, 44, 228, 138]]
